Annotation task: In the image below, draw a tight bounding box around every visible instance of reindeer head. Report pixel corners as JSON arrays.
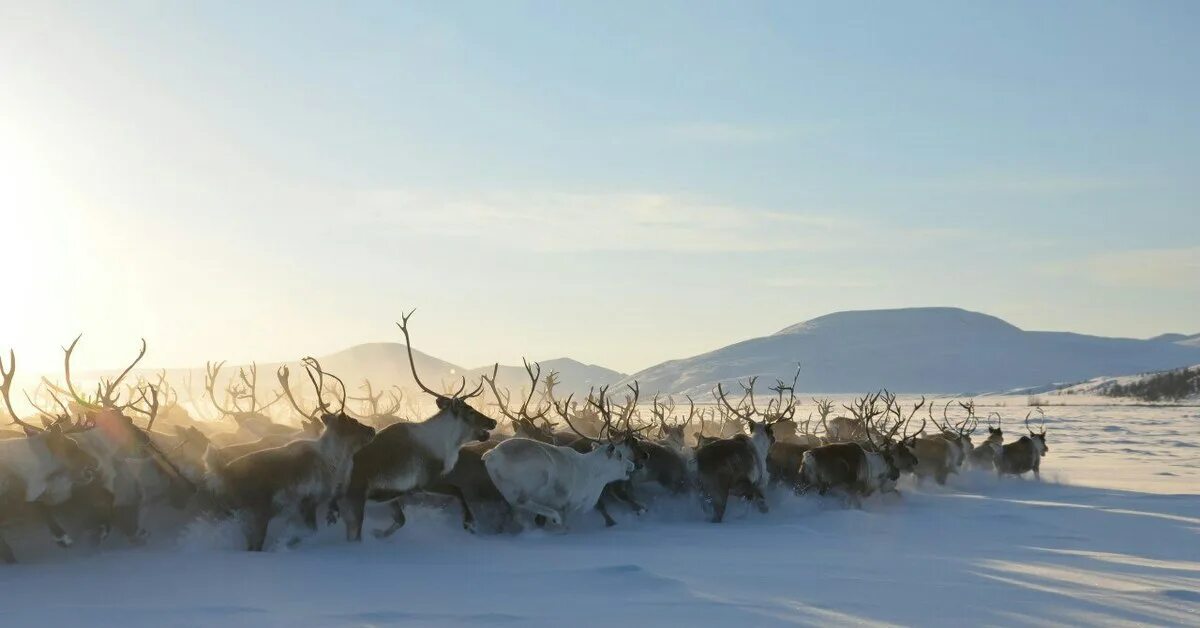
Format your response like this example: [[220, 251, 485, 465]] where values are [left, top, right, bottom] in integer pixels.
[[557, 384, 646, 473], [651, 394, 692, 450], [320, 411, 377, 451], [983, 412, 1004, 445], [434, 396, 495, 442], [397, 311, 496, 441], [1026, 410, 1048, 453], [41, 424, 100, 485]]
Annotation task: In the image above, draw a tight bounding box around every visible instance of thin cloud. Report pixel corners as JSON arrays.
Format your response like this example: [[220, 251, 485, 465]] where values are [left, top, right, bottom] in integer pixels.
[[664, 122, 789, 144], [904, 172, 1151, 195], [345, 189, 968, 254], [1055, 247, 1200, 291]]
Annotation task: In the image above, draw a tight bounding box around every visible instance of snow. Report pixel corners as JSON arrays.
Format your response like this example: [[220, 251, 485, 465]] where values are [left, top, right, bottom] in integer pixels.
[[2, 397, 1199, 626]]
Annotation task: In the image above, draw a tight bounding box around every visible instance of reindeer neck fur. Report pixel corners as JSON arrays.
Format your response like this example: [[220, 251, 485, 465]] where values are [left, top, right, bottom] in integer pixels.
[[574, 446, 632, 508], [313, 428, 357, 473], [748, 426, 772, 485], [862, 448, 893, 483], [410, 407, 474, 474], [1028, 435, 1047, 458]]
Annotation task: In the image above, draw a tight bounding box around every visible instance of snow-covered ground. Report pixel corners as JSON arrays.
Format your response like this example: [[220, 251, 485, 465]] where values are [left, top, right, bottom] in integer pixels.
[[2, 397, 1198, 626]]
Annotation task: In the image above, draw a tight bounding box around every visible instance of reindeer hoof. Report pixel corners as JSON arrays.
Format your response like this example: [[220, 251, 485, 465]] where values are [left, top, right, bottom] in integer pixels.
[[634, 506, 647, 516], [130, 529, 149, 546], [372, 527, 399, 539], [91, 524, 110, 545], [55, 534, 74, 548]]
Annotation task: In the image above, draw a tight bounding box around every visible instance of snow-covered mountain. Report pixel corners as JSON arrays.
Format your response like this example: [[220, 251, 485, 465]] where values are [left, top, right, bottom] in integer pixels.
[[621, 307, 1200, 395]]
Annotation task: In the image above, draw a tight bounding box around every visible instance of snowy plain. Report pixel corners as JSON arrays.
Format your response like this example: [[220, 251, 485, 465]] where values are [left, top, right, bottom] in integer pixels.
[[1, 396, 1198, 627]]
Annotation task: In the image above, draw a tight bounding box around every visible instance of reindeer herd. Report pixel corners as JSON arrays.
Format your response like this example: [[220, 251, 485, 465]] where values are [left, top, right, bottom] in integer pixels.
[[0, 313, 1052, 563]]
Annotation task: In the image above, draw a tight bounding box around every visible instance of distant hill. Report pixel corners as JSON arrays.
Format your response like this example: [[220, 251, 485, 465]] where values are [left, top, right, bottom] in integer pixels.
[[463, 358, 626, 402], [72, 344, 623, 416], [620, 307, 1200, 395], [1053, 365, 1200, 402]]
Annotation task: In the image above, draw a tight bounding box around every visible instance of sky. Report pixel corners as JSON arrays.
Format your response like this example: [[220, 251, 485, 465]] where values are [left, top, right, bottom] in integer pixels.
[[1, 1, 1198, 375]]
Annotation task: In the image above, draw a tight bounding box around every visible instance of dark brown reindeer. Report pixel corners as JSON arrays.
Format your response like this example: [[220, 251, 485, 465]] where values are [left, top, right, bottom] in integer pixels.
[[763, 371, 821, 490], [340, 311, 497, 542], [203, 358, 375, 551], [798, 392, 919, 505], [694, 379, 779, 523], [997, 410, 1048, 479]]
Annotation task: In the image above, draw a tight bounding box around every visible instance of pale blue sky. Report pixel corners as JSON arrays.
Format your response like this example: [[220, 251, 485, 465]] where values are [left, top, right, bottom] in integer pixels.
[[1, 1, 1197, 373]]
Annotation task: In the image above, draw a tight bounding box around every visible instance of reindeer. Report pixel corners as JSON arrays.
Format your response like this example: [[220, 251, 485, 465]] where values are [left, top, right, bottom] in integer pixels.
[[997, 410, 1048, 479], [204, 358, 375, 550], [931, 400, 977, 467], [968, 413, 1005, 471], [340, 312, 497, 541], [204, 361, 291, 446], [798, 392, 918, 505], [56, 335, 194, 542], [694, 379, 780, 523], [482, 388, 638, 530], [825, 392, 887, 444], [691, 407, 723, 449], [402, 360, 555, 535], [0, 350, 103, 562], [349, 380, 405, 430], [561, 384, 675, 527]]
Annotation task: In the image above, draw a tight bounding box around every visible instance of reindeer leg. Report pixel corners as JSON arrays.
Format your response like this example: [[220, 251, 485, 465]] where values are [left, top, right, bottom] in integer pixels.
[[710, 481, 730, 523], [751, 484, 769, 514], [299, 497, 318, 531], [113, 503, 147, 545], [0, 533, 15, 563], [608, 481, 646, 516], [516, 499, 562, 527], [245, 505, 272, 552], [595, 497, 618, 527], [373, 499, 407, 539], [343, 477, 367, 542], [441, 484, 476, 533], [32, 502, 73, 548], [326, 498, 340, 526]]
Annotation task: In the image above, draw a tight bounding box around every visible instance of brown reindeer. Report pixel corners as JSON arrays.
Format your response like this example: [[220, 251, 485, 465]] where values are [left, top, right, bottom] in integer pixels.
[[694, 379, 780, 523], [798, 392, 919, 505], [968, 412, 1005, 470], [340, 311, 497, 542], [203, 358, 375, 551], [997, 410, 1048, 479], [204, 361, 291, 445]]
